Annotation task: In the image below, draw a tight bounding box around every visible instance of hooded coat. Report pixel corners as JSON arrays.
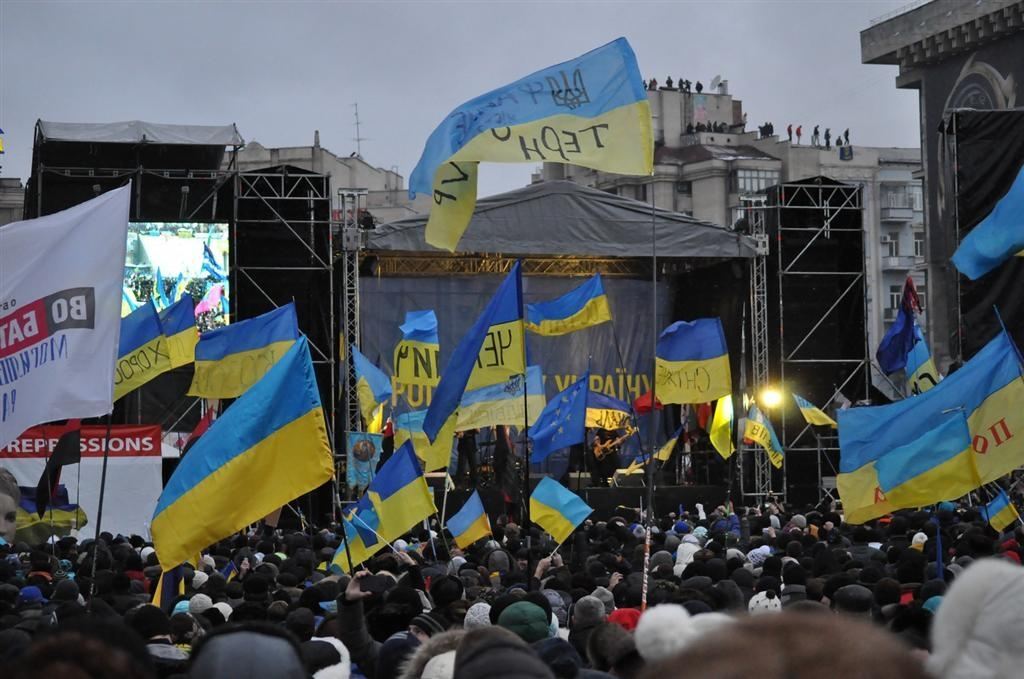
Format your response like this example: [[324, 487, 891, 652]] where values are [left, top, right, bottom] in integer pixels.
[[399, 630, 464, 679]]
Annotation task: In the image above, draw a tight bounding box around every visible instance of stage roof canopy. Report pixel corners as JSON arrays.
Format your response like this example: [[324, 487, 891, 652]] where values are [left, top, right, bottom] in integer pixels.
[[368, 180, 757, 259], [36, 120, 244, 146]]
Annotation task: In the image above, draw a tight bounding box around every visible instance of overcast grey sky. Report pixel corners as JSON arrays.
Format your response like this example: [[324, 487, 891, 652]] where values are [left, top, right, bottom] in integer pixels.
[[0, 0, 919, 198]]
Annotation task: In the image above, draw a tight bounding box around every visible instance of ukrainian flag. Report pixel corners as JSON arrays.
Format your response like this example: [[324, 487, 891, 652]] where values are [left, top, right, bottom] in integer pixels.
[[159, 296, 198, 370], [153, 267, 170, 310], [793, 394, 837, 428], [424, 262, 523, 440], [395, 408, 457, 472], [367, 440, 436, 543], [409, 38, 652, 252], [526, 274, 612, 336], [352, 346, 393, 425], [458, 366, 546, 431], [586, 392, 632, 430], [952, 162, 1024, 280], [981, 490, 1020, 533], [838, 330, 1024, 524], [655, 425, 682, 462], [394, 310, 441, 388], [151, 565, 186, 613], [655, 318, 731, 405], [188, 303, 299, 399], [906, 323, 941, 395], [530, 477, 593, 545], [744, 405, 784, 469], [152, 337, 333, 569], [709, 395, 735, 460], [114, 301, 173, 401], [331, 496, 385, 573], [447, 490, 491, 549], [122, 286, 140, 317]]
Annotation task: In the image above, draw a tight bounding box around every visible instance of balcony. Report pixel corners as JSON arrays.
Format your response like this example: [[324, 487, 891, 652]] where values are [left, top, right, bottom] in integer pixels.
[[883, 307, 898, 322], [881, 206, 914, 221], [881, 255, 920, 270]]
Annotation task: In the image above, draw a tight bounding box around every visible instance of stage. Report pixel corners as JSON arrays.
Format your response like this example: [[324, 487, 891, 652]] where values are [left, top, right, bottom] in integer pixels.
[[428, 480, 728, 523]]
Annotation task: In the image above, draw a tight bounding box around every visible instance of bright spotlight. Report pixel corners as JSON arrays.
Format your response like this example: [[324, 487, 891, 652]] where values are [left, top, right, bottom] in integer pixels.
[[760, 387, 783, 409]]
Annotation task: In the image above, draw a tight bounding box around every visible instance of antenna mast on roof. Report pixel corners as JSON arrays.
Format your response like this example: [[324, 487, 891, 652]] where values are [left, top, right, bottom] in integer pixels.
[[352, 103, 368, 158]]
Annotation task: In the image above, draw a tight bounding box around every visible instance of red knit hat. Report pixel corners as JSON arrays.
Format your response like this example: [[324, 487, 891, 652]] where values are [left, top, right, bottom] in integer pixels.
[[607, 607, 641, 631]]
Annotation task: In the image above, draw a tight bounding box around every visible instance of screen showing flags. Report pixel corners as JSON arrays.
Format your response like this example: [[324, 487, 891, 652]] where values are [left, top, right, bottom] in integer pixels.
[[447, 490, 491, 549], [188, 303, 299, 399], [525, 274, 612, 336], [654, 318, 731, 405], [409, 38, 652, 251], [530, 477, 593, 545], [529, 372, 588, 463]]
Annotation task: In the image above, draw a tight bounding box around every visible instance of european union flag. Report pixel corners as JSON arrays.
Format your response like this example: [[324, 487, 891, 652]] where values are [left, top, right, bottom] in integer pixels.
[[529, 372, 588, 463]]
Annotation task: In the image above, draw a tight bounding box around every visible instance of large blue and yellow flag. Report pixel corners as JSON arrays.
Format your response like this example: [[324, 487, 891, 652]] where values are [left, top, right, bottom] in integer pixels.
[[458, 366, 546, 431], [409, 38, 653, 251], [395, 408, 458, 472], [981, 489, 1020, 533], [952, 162, 1024, 280], [424, 262, 524, 440], [586, 391, 632, 430], [447, 490, 491, 549], [152, 337, 333, 569], [530, 477, 594, 545], [526, 274, 612, 336], [905, 322, 941, 395], [394, 310, 441, 389], [838, 329, 1024, 524], [744, 405, 784, 469], [189, 303, 300, 398], [367, 440, 436, 543], [793, 394, 837, 428], [331, 494, 387, 573], [159, 296, 198, 370], [114, 301, 173, 401], [151, 566, 186, 613], [352, 346, 393, 425], [529, 372, 588, 463], [655, 318, 731, 405]]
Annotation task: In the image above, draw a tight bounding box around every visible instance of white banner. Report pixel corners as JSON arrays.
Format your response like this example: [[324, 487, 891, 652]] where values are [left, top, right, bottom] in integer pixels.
[[0, 186, 130, 449]]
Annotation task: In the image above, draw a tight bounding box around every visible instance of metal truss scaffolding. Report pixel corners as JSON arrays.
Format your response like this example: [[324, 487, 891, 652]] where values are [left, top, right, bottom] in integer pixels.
[[772, 180, 869, 503], [338, 190, 366, 444], [233, 169, 336, 447]]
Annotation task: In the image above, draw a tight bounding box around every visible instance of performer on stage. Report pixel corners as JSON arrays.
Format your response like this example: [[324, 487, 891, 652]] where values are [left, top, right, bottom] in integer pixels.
[[590, 427, 625, 487], [455, 428, 479, 489]]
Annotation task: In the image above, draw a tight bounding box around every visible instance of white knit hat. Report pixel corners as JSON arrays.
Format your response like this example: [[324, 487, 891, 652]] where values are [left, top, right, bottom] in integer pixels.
[[748, 590, 783, 615], [421, 650, 456, 679], [192, 571, 209, 590], [188, 593, 213, 616], [912, 532, 928, 546]]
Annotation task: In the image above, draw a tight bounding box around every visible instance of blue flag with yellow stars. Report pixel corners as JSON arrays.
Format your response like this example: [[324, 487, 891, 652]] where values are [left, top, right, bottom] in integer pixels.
[[529, 372, 589, 462]]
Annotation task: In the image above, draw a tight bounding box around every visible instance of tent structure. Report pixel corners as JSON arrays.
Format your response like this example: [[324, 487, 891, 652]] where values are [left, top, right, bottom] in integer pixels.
[[367, 180, 757, 259]]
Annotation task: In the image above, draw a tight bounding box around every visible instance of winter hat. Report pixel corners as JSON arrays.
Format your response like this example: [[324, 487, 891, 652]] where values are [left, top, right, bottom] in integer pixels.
[[193, 570, 210, 590], [910, 532, 928, 552], [51, 579, 80, 602], [532, 637, 583, 679], [422, 650, 457, 679], [140, 546, 156, 562], [213, 601, 232, 621], [591, 586, 615, 614], [571, 595, 606, 628], [790, 514, 807, 529], [412, 610, 449, 638], [748, 590, 783, 615], [663, 534, 681, 554], [189, 593, 214, 616], [649, 551, 673, 573], [454, 627, 554, 679], [498, 602, 552, 644], [746, 545, 771, 567], [693, 526, 708, 542], [132, 604, 172, 639], [607, 607, 641, 631], [464, 602, 492, 630], [833, 585, 873, 615], [542, 589, 569, 628], [929, 560, 1024, 678], [673, 521, 690, 534], [301, 637, 351, 679], [635, 605, 733, 662], [16, 586, 45, 606], [190, 629, 307, 679]]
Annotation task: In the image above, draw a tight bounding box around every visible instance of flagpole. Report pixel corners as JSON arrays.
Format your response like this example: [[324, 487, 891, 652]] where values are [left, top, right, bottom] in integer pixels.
[[88, 413, 114, 605], [519, 263, 534, 589], [642, 186, 657, 611]]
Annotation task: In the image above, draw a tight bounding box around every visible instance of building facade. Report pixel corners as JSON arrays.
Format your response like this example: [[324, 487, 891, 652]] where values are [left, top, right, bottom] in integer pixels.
[[544, 86, 923, 395], [0, 177, 25, 226], [861, 0, 1024, 366], [230, 131, 430, 225]]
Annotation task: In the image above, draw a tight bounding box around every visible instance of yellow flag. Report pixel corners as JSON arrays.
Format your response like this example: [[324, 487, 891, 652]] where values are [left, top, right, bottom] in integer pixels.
[[710, 395, 735, 459]]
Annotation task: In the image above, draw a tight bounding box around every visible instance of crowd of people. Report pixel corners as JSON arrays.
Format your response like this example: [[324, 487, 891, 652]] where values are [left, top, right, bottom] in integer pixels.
[[2, 485, 1024, 679]]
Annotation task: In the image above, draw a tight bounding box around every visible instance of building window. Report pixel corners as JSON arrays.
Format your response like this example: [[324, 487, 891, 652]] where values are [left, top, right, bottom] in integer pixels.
[[881, 234, 899, 257], [909, 185, 923, 211], [732, 169, 779, 194], [677, 181, 692, 195], [883, 187, 908, 208], [914, 232, 924, 257], [889, 285, 902, 310], [636, 184, 648, 202]]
